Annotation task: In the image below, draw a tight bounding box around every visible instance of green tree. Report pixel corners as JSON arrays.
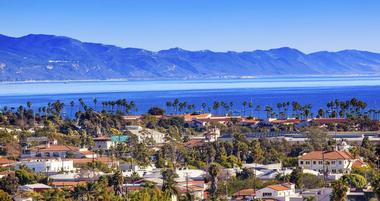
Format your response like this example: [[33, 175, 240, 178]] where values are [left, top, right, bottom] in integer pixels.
[[110, 170, 124, 196], [162, 168, 178, 196], [208, 163, 220, 201], [340, 174, 367, 188], [290, 167, 304, 189], [330, 180, 349, 201], [0, 174, 19, 194], [0, 189, 12, 201]]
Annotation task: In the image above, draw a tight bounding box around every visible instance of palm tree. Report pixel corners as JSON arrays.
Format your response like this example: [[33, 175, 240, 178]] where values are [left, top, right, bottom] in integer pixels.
[[208, 163, 220, 201], [242, 101, 247, 116], [111, 170, 124, 196], [166, 101, 172, 114], [93, 98, 98, 111], [162, 168, 178, 196]]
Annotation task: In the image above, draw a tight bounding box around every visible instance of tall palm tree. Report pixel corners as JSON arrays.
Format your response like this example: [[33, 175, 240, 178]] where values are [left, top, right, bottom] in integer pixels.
[[208, 163, 220, 201], [162, 168, 178, 196]]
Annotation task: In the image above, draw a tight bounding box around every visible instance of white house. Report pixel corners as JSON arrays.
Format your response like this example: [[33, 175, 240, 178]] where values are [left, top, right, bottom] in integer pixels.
[[18, 159, 75, 173], [255, 183, 302, 201], [21, 143, 96, 159], [127, 126, 166, 144], [298, 150, 364, 174], [93, 137, 115, 150]]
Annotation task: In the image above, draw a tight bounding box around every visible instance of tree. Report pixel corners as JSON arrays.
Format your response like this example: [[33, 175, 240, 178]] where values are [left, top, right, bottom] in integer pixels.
[[110, 170, 124, 196], [305, 127, 331, 151], [330, 180, 349, 201], [15, 165, 39, 185], [290, 167, 304, 189], [0, 174, 19, 194], [208, 163, 220, 201], [371, 174, 380, 200], [0, 190, 12, 201], [162, 168, 178, 196], [250, 140, 264, 163], [340, 174, 367, 189], [148, 107, 165, 115]]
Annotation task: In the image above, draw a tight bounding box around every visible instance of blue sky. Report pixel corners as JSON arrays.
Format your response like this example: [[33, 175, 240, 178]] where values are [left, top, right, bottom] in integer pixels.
[[1, 0, 379, 53]]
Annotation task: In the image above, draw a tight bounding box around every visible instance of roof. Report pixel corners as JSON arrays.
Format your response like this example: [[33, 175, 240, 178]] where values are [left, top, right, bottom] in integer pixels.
[[352, 159, 367, 168], [184, 139, 204, 147], [299, 151, 354, 160], [79, 150, 95, 156], [183, 113, 211, 121], [313, 118, 347, 124], [123, 115, 142, 120], [31, 144, 79, 152], [93, 136, 111, 141], [233, 188, 256, 197], [50, 181, 87, 187], [0, 157, 16, 165], [23, 183, 51, 189], [271, 119, 301, 124], [71, 157, 114, 165], [266, 183, 291, 191]]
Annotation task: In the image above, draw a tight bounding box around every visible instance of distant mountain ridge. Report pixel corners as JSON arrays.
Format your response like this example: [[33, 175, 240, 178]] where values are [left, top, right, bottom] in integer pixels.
[[1, 34, 380, 81]]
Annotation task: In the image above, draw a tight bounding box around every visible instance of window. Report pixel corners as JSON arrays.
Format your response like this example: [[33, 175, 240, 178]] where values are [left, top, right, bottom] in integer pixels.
[[318, 161, 323, 165], [313, 161, 316, 165], [263, 193, 272, 197], [300, 161, 304, 165], [331, 161, 336, 165], [339, 161, 342, 165], [306, 161, 310, 165]]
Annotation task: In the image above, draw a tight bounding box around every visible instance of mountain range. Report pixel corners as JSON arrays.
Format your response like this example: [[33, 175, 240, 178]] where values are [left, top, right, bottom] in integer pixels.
[[1, 34, 380, 81]]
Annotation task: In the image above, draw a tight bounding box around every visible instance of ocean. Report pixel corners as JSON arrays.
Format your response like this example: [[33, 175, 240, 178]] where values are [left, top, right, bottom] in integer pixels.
[[1, 76, 380, 118]]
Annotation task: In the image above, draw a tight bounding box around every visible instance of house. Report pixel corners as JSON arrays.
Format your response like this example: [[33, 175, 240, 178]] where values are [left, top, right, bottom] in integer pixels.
[[21, 143, 96, 159], [232, 188, 256, 200], [93, 136, 115, 150], [71, 157, 118, 168], [183, 113, 212, 122], [255, 183, 302, 201], [301, 188, 332, 201], [176, 180, 208, 201], [0, 156, 16, 167], [203, 127, 221, 142], [127, 126, 166, 144], [312, 118, 348, 126], [270, 118, 301, 125], [19, 183, 51, 192], [18, 158, 75, 173], [298, 150, 364, 174]]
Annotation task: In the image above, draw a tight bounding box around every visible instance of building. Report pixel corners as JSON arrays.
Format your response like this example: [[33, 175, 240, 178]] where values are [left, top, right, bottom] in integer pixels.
[[127, 126, 166, 144], [298, 150, 364, 174], [19, 183, 51, 193], [255, 183, 302, 201], [0, 156, 16, 167], [232, 188, 256, 200], [21, 143, 96, 159], [93, 136, 115, 150], [18, 159, 75, 173]]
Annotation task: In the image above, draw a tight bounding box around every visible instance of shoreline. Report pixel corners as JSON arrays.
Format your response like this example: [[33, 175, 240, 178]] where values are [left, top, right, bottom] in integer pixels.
[[0, 74, 380, 84]]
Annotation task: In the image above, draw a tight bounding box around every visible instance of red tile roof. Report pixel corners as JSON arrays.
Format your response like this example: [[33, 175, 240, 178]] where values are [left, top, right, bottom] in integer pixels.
[[184, 139, 204, 147], [233, 188, 256, 197], [0, 157, 16, 165], [266, 184, 291, 191], [299, 151, 354, 160], [31, 144, 79, 152], [313, 118, 347, 124]]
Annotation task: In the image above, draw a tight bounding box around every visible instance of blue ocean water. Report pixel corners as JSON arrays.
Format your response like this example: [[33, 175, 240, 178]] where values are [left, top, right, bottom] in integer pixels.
[[0, 76, 380, 117]]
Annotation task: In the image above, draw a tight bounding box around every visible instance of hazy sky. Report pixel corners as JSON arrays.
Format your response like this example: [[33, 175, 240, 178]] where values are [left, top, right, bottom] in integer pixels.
[[1, 0, 379, 53]]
